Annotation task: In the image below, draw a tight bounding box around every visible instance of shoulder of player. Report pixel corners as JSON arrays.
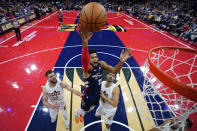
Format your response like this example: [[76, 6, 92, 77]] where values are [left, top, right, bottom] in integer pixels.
[[60, 81, 71, 89], [89, 64, 93, 70], [60, 81, 67, 88], [42, 86, 47, 93], [99, 60, 106, 65], [101, 81, 106, 86], [112, 86, 120, 94], [99, 60, 109, 68]]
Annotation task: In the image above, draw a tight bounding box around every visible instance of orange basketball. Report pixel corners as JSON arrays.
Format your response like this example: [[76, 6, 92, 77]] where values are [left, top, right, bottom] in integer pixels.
[[79, 2, 107, 32]]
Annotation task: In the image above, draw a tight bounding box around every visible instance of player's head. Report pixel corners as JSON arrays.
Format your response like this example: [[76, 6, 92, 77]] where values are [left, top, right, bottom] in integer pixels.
[[170, 118, 193, 131], [106, 72, 116, 83], [185, 118, 193, 130], [45, 70, 57, 83], [89, 49, 98, 67]]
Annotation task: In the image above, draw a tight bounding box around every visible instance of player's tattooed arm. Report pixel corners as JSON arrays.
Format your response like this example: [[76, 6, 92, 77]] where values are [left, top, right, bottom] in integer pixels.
[[60, 81, 81, 97]]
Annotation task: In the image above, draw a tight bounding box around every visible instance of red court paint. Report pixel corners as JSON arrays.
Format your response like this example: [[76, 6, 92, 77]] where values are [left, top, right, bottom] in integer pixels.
[[0, 11, 78, 130]]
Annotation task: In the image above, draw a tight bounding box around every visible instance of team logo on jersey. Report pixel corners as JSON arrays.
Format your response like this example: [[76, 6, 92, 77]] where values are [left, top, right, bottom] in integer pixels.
[[57, 24, 126, 32]]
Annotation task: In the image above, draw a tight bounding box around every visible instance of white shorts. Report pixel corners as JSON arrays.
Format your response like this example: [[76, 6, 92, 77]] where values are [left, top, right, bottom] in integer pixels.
[[95, 105, 117, 125], [49, 104, 68, 123]]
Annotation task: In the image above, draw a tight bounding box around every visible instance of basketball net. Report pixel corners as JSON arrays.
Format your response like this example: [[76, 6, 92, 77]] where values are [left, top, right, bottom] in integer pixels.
[[139, 47, 197, 130]]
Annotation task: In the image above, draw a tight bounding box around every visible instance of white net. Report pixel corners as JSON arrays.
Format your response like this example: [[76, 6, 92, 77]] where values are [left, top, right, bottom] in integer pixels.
[[139, 47, 197, 130]]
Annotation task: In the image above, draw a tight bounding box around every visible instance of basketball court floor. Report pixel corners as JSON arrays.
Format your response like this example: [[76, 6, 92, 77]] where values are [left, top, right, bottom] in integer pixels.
[[0, 11, 196, 131]]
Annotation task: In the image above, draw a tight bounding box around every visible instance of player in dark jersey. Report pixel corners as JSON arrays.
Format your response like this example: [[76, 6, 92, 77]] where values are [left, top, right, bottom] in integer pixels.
[[58, 10, 63, 26], [75, 25, 131, 123]]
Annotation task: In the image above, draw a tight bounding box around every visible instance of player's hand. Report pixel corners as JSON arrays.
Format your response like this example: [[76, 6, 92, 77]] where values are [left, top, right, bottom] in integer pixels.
[[120, 47, 132, 63], [77, 22, 93, 42], [76, 91, 82, 97], [100, 91, 105, 98], [51, 104, 60, 109]]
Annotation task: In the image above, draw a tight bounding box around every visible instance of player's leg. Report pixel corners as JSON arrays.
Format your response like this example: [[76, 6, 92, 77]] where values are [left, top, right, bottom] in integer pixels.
[[75, 100, 91, 123], [59, 20, 61, 25], [59, 18, 63, 26], [104, 111, 115, 131], [95, 104, 103, 117], [75, 107, 86, 123], [105, 116, 113, 131], [60, 105, 69, 129], [49, 108, 58, 123], [61, 18, 63, 26]]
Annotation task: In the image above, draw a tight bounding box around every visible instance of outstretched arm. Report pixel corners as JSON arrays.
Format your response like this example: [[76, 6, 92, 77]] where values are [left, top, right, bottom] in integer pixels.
[[60, 81, 81, 97], [101, 47, 131, 74], [77, 24, 93, 74]]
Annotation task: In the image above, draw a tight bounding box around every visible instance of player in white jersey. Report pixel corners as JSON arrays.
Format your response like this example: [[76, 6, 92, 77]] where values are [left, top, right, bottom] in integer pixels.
[[95, 72, 120, 131], [42, 70, 81, 129]]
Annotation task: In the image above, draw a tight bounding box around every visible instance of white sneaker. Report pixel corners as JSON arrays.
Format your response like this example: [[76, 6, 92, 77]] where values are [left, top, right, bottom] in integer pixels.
[[106, 127, 110, 131], [64, 120, 69, 129], [51, 118, 56, 123], [95, 107, 101, 117], [95, 111, 101, 117]]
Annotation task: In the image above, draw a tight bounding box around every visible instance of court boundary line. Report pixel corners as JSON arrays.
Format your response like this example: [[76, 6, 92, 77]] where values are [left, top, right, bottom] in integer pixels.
[[121, 13, 192, 49], [24, 93, 43, 131], [0, 12, 57, 45], [79, 120, 135, 131]]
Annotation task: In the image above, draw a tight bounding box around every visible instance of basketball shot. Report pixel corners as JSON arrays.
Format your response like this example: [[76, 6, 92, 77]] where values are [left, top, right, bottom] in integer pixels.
[[79, 2, 107, 32], [42, 70, 81, 129], [75, 17, 131, 123], [95, 72, 120, 131]]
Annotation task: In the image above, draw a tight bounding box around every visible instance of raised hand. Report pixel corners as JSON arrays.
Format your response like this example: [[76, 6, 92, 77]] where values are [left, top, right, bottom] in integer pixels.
[[77, 22, 93, 44], [120, 47, 132, 63]]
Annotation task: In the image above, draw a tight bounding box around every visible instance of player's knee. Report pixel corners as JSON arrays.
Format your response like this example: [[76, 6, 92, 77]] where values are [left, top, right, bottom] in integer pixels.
[[63, 112, 68, 119], [64, 106, 66, 110], [106, 124, 110, 128], [51, 117, 57, 123]]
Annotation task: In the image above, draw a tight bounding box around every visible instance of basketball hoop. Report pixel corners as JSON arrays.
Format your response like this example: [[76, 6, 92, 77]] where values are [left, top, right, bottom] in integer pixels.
[[139, 46, 197, 130]]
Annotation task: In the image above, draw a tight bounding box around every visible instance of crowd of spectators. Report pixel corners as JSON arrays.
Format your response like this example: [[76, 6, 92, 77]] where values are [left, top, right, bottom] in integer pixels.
[[0, 0, 57, 23], [122, 0, 197, 45], [96, 0, 197, 45]]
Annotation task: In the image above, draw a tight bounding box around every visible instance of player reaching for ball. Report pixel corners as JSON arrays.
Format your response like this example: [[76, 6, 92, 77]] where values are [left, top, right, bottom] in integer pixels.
[[75, 25, 131, 123]]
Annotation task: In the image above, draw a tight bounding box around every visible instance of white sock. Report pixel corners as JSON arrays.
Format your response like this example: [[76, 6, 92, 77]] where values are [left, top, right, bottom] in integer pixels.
[[76, 108, 85, 117]]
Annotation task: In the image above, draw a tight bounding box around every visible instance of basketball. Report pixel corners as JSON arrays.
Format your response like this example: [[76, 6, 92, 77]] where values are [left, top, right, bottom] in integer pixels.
[[79, 2, 107, 32]]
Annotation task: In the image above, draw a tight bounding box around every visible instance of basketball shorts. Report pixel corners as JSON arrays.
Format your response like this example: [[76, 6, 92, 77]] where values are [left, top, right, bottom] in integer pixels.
[[95, 104, 117, 125], [81, 95, 100, 111], [49, 104, 68, 123]]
